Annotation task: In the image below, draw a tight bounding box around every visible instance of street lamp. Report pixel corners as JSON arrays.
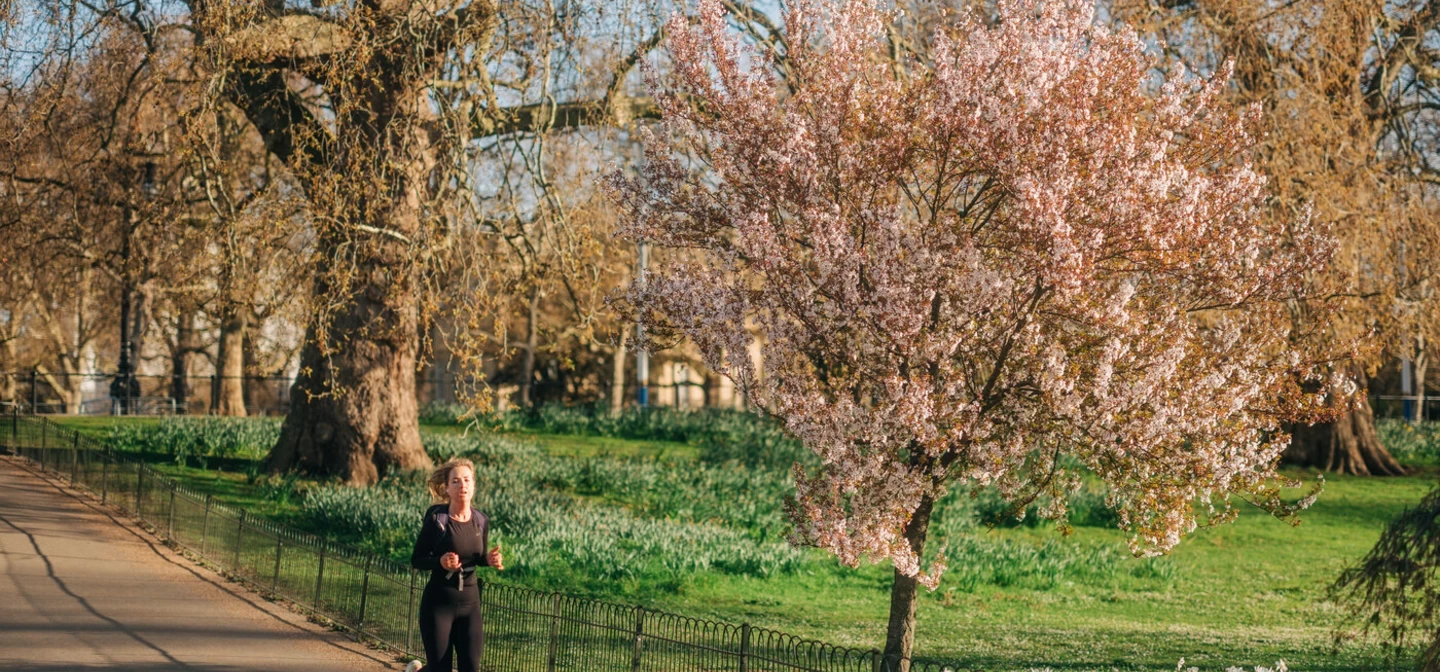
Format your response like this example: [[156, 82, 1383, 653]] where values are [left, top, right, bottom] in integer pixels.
[[636, 242, 650, 407], [110, 161, 156, 414]]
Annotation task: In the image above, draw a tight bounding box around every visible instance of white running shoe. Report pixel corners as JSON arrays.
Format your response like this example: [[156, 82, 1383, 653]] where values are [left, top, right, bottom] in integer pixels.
[[404, 660, 422, 672]]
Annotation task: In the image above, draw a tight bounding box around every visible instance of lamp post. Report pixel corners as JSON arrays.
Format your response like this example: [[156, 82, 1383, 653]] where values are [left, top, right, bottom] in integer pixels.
[[636, 242, 649, 407], [110, 162, 156, 415]]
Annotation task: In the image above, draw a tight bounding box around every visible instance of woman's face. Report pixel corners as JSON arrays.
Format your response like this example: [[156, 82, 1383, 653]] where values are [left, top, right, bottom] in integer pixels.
[[446, 465, 474, 507]]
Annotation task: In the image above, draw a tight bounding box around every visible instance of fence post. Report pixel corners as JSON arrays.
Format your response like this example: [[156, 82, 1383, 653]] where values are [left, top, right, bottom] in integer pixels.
[[314, 549, 326, 608], [234, 510, 246, 571], [739, 622, 750, 672], [200, 495, 212, 556], [100, 450, 110, 504], [630, 606, 644, 672], [357, 556, 372, 630], [70, 433, 79, 482], [872, 650, 884, 672], [167, 481, 177, 540], [134, 463, 145, 516], [405, 569, 417, 653], [10, 405, 16, 450], [272, 536, 283, 592], [39, 421, 47, 464], [547, 593, 561, 672]]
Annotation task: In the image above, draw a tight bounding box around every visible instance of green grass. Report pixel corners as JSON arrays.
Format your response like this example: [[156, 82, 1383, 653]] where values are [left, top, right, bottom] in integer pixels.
[[423, 424, 697, 459], [662, 472, 1420, 670], [46, 415, 1431, 670], [51, 415, 160, 439]]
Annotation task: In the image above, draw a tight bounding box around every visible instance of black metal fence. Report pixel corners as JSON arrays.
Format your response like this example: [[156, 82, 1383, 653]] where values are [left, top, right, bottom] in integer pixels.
[[1, 371, 296, 416], [0, 414, 961, 672]]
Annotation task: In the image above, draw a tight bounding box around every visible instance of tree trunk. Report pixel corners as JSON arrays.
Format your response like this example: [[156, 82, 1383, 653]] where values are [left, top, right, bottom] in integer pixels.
[[242, 312, 260, 411], [128, 283, 152, 376], [1415, 336, 1428, 423], [0, 339, 13, 402], [64, 370, 84, 415], [519, 289, 540, 408], [241, 34, 439, 485], [882, 494, 934, 672], [264, 232, 431, 485], [1284, 371, 1406, 476], [213, 307, 247, 417], [170, 311, 197, 409], [610, 331, 627, 415]]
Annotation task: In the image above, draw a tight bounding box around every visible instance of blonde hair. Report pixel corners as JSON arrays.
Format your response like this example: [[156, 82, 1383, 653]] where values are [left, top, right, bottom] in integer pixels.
[[426, 458, 476, 504]]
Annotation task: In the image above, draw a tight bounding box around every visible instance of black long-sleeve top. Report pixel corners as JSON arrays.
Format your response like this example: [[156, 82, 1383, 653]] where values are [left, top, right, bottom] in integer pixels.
[[410, 504, 490, 586]]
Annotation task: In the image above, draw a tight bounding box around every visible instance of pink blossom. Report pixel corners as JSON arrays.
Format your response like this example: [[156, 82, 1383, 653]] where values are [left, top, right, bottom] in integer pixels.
[[608, 0, 1332, 587]]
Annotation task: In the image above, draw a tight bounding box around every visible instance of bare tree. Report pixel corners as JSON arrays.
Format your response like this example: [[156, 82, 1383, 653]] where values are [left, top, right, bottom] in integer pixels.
[[1113, 0, 1440, 475], [0, 15, 209, 413]]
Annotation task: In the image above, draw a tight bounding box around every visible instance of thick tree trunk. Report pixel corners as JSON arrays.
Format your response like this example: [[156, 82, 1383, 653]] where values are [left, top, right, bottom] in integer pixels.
[[64, 371, 84, 415], [170, 311, 197, 409], [0, 342, 13, 402], [264, 232, 431, 485], [882, 495, 934, 672], [213, 308, 247, 417], [242, 314, 260, 410], [239, 30, 440, 485], [1284, 372, 1405, 476], [610, 332, 627, 415]]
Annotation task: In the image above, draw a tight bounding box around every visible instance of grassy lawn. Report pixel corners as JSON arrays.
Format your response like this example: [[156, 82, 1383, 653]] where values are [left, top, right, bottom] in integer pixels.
[[51, 415, 160, 439], [422, 423, 697, 459], [664, 472, 1422, 670], [44, 415, 1425, 670]]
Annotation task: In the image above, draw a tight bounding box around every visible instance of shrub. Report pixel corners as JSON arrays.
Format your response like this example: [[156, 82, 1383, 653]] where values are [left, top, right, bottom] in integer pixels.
[[947, 481, 1119, 530], [439, 402, 810, 469], [104, 416, 281, 464], [93, 416, 1170, 599], [301, 432, 808, 594], [419, 401, 472, 425], [297, 430, 1164, 598], [1377, 419, 1440, 466]]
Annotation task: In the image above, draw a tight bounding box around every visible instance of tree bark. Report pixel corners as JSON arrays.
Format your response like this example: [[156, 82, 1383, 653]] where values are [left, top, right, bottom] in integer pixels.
[[610, 331, 627, 415], [63, 370, 85, 415], [128, 283, 153, 376], [1415, 335, 1428, 423], [257, 147, 434, 482], [882, 494, 934, 672], [264, 251, 431, 484], [0, 336, 14, 403], [170, 310, 198, 409], [213, 307, 247, 417], [242, 313, 260, 410], [1284, 371, 1406, 476], [519, 289, 540, 408]]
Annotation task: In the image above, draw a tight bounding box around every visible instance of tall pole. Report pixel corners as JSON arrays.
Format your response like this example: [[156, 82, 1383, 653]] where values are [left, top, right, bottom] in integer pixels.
[[112, 203, 135, 416], [636, 242, 650, 407], [1399, 239, 1416, 422], [112, 163, 152, 417]]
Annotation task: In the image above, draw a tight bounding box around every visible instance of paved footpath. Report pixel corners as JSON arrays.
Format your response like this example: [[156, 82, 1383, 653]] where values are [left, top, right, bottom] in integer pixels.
[[0, 455, 400, 671]]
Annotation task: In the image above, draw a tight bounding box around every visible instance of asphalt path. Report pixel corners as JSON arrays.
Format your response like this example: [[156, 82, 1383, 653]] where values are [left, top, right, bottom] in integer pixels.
[[0, 455, 400, 671]]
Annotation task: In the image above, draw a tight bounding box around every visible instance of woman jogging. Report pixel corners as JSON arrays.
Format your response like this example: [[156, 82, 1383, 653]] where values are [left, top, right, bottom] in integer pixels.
[[405, 458, 503, 672]]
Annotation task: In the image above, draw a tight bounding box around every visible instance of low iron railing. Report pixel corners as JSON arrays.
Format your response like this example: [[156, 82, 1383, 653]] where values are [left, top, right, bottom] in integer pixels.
[[1, 413, 962, 672]]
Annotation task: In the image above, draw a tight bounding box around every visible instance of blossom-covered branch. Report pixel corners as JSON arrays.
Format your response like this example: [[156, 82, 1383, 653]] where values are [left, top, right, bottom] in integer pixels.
[[609, 0, 1334, 594]]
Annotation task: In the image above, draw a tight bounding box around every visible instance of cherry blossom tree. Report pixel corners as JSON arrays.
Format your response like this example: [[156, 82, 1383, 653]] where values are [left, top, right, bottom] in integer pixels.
[[609, 0, 1336, 666]]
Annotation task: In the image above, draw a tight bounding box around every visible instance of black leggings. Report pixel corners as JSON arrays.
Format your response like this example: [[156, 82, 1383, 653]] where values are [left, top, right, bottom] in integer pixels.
[[419, 580, 484, 672]]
